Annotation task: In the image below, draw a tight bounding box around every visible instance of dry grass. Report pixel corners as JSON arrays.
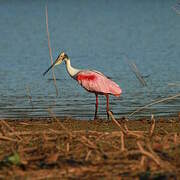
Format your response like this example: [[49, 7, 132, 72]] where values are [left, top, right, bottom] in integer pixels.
[[129, 93, 180, 117], [45, 5, 59, 97], [0, 114, 179, 179], [126, 59, 147, 86]]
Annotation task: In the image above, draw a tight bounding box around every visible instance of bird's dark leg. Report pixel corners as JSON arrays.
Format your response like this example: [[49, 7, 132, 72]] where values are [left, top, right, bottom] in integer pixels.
[[94, 94, 98, 120], [106, 94, 109, 120]]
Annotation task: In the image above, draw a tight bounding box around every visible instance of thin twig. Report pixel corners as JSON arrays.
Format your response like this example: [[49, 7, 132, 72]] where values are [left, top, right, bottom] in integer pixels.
[[168, 82, 180, 87], [85, 150, 92, 161], [140, 155, 146, 167], [8, 130, 63, 136], [108, 111, 126, 133], [126, 59, 147, 86], [123, 122, 129, 132], [149, 114, 156, 137], [66, 142, 70, 152], [0, 135, 19, 142], [1, 120, 22, 140], [120, 131, 125, 151], [108, 111, 143, 138], [26, 85, 34, 108], [147, 142, 157, 156], [1, 120, 14, 132], [45, 5, 59, 96], [81, 136, 97, 149], [129, 93, 180, 117], [123, 121, 144, 138], [137, 141, 161, 166]]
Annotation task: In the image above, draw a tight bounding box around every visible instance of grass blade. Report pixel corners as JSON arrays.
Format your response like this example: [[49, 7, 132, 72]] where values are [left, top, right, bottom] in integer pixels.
[[45, 5, 59, 97]]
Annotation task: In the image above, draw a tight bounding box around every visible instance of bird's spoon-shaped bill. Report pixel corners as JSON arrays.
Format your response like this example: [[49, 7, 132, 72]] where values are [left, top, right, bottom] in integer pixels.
[[43, 57, 63, 76]]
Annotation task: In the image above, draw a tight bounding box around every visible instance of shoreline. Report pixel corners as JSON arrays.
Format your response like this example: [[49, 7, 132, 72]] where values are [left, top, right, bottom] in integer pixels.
[[0, 113, 179, 121]]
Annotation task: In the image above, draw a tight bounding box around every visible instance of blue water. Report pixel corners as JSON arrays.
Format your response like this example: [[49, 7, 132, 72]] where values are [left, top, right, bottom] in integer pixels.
[[0, 0, 180, 119]]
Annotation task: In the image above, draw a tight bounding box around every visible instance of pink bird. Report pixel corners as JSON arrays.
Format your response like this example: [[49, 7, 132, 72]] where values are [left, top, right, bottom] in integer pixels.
[[43, 52, 122, 120]]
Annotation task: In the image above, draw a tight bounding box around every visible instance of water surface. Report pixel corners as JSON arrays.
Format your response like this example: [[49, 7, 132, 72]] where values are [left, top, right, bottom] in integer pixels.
[[0, 0, 180, 119]]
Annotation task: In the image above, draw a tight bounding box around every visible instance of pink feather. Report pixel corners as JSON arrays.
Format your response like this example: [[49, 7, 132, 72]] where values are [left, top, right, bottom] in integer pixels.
[[76, 70, 122, 96]]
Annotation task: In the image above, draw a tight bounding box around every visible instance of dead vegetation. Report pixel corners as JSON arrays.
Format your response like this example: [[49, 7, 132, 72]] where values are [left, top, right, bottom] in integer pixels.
[[45, 5, 59, 97], [0, 113, 179, 179]]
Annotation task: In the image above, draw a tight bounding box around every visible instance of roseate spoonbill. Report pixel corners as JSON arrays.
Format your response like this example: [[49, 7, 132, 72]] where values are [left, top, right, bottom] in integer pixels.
[[43, 52, 122, 120]]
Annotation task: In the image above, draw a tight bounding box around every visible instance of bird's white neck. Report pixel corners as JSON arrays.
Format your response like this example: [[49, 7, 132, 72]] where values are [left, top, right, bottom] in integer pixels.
[[65, 58, 80, 78]]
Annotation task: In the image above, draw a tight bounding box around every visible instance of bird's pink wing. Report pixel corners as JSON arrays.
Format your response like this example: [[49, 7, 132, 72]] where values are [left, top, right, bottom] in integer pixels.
[[76, 71, 122, 96]]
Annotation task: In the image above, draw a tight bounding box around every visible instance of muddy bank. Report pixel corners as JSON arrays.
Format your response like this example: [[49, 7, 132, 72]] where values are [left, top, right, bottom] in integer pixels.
[[0, 116, 179, 179]]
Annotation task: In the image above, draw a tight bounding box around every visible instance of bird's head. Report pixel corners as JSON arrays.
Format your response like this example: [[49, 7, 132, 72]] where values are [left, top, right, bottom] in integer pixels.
[[43, 52, 69, 76]]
